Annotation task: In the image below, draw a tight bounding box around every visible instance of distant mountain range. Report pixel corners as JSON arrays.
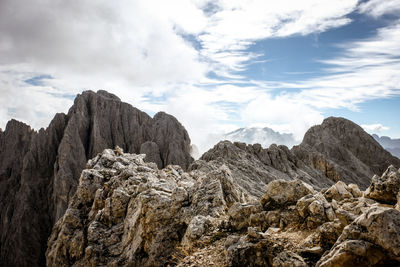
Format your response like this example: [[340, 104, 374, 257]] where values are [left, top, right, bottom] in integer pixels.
[[223, 127, 298, 149], [373, 134, 400, 159]]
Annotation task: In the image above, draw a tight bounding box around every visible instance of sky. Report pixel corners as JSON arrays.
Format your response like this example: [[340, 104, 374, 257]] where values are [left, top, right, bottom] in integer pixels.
[[0, 0, 399, 153]]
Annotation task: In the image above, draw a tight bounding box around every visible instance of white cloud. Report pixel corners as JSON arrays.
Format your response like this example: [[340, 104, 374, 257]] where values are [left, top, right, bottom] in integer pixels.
[[0, 66, 73, 130], [248, 19, 400, 112], [198, 0, 359, 75], [1, 0, 399, 154], [361, 124, 390, 133], [359, 0, 400, 18], [241, 94, 324, 140]]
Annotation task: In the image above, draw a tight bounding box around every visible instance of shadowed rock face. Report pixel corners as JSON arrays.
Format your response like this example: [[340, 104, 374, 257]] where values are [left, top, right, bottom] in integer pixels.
[[293, 117, 400, 189], [0, 90, 192, 267]]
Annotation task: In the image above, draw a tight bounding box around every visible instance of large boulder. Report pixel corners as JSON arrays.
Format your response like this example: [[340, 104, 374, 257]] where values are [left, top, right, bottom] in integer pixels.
[[260, 179, 315, 210], [365, 165, 400, 204], [317, 240, 393, 267], [317, 206, 400, 266]]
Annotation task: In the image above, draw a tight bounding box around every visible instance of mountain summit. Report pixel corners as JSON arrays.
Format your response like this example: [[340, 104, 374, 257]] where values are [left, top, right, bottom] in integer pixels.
[[293, 117, 400, 189]]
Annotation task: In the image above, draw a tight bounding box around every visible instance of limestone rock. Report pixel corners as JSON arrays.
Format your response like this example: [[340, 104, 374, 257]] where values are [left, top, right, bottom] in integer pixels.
[[365, 165, 400, 204], [140, 141, 163, 169], [317, 240, 392, 267], [293, 117, 400, 189], [45, 149, 400, 267], [197, 140, 334, 200], [317, 206, 400, 266], [296, 193, 334, 229], [272, 251, 307, 267], [324, 181, 353, 202], [261, 179, 315, 210], [46, 148, 256, 266], [228, 203, 263, 231]]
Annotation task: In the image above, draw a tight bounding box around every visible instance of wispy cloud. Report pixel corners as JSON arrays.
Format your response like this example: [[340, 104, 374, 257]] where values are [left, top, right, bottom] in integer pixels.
[[358, 0, 400, 18], [197, 0, 359, 77], [361, 123, 390, 133]]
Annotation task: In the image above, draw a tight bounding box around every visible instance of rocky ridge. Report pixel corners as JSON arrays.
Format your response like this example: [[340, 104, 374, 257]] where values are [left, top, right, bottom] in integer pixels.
[[0, 90, 193, 267], [46, 147, 400, 266], [293, 117, 400, 189]]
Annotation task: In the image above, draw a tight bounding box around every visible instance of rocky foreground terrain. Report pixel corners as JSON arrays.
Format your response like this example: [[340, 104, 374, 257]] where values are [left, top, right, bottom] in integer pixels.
[[46, 146, 400, 266], [1, 90, 400, 266]]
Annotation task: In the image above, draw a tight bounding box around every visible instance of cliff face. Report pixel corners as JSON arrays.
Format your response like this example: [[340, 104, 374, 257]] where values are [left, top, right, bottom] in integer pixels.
[[0, 90, 193, 267], [293, 117, 400, 189]]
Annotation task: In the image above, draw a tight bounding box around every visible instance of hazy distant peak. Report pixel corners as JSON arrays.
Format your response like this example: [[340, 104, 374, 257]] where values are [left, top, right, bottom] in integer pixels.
[[373, 134, 400, 158], [223, 126, 298, 149]]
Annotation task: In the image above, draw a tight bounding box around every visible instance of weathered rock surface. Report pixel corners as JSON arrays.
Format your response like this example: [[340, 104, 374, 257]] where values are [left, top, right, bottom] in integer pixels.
[[293, 117, 400, 189], [365, 165, 400, 204], [196, 140, 334, 199], [0, 90, 193, 267], [317, 206, 400, 266], [46, 150, 400, 267], [261, 179, 315, 210], [46, 147, 251, 266]]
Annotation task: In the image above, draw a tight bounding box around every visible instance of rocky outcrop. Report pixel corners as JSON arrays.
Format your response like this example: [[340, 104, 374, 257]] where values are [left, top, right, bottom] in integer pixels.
[[317, 206, 400, 266], [293, 117, 400, 189], [0, 90, 193, 267], [260, 179, 315, 210], [196, 141, 334, 198], [365, 165, 400, 204], [46, 149, 400, 266], [46, 147, 251, 266]]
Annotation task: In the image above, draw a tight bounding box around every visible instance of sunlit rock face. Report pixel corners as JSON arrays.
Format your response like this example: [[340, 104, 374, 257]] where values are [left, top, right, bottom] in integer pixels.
[[46, 147, 400, 267], [293, 117, 400, 189]]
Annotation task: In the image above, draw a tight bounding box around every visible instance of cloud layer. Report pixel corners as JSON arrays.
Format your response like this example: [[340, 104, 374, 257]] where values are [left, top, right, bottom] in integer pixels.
[[0, 0, 399, 152]]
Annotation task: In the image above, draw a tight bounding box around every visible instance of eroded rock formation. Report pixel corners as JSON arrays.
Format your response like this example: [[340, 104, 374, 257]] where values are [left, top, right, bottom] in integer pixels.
[[293, 117, 400, 189], [0, 90, 193, 267], [46, 147, 400, 266]]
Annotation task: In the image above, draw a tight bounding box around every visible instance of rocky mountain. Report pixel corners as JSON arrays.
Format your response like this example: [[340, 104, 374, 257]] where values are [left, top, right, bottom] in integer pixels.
[[224, 127, 298, 149], [373, 134, 400, 159], [197, 141, 333, 193], [46, 146, 400, 266], [293, 117, 400, 190], [0, 90, 193, 267], [2, 93, 399, 267]]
